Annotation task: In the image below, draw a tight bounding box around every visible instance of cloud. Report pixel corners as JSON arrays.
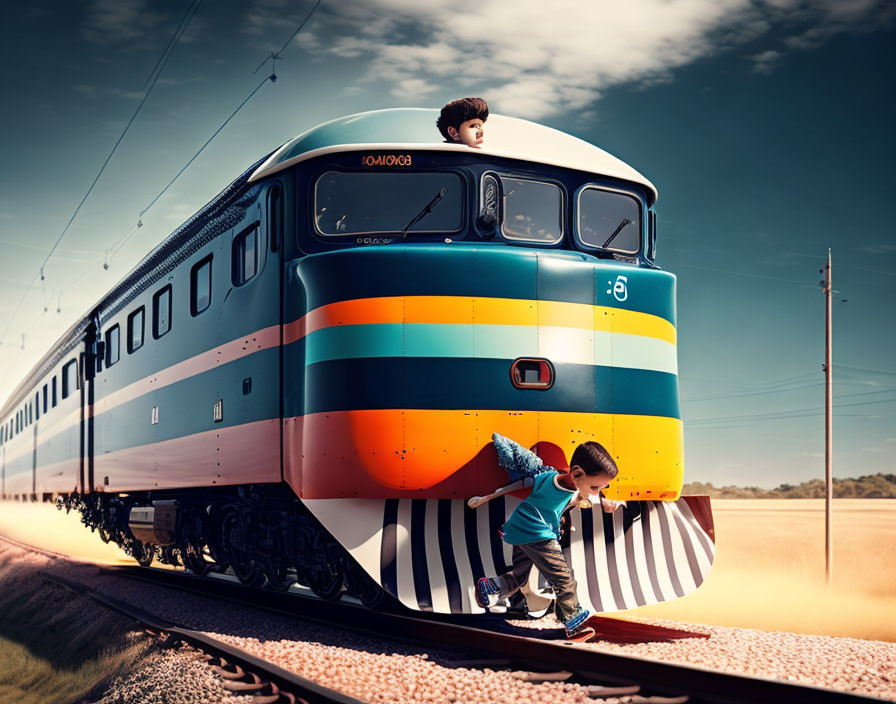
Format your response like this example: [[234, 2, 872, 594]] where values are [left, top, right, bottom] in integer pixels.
[[250, 0, 893, 118], [861, 243, 896, 255], [751, 49, 783, 73], [82, 0, 164, 46], [107, 88, 146, 100], [73, 84, 98, 98], [163, 202, 196, 221]]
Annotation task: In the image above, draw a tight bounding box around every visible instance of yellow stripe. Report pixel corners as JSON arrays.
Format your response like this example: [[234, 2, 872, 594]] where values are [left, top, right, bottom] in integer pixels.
[[300, 408, 683, 499], [304, 296, 675, 344]]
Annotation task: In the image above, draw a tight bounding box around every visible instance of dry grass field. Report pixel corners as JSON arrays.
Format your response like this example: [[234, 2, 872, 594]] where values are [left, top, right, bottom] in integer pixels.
[[620, 499, 896, 641], [2, 498, 895, 641]]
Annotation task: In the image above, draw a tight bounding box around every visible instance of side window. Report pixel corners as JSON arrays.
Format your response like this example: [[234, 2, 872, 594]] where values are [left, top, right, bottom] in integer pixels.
[[62, 360, 79, 399], [153, 285, 172, 338], [190, 255, 212, 316], [35, 392, 40, 420], [232, 224, 259, 286], [268, 185, 282, 252], [52, 376, 58, 407], [106, 325, 120, 366], [27, 402, 32, 426], [42, 384, 48, 414], [128, 307, 145, 353]]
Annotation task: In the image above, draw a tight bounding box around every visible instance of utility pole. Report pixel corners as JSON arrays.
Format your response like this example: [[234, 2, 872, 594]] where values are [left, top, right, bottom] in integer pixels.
[[822, 249, 833, 584]]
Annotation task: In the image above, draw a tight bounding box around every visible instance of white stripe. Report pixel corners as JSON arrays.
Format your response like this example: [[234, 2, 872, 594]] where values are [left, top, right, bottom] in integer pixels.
[[567, 508, 594, 613], [449, 500, 482, 614], [475, 505, 497, 577], [424, 499, 450, 613], [305, 323, 676, 375], [538, 325, 593, 367], [628, 505, 656, 605], [395, 499, 418, 609], [501, 497, 519, 568], [590, 508, 617, 611], [658, 502, 697, 594], [645, 503, 679, 602], [671, 500, 714, 584], [611, 509, 639, 609], [606, 331, 678, 374]]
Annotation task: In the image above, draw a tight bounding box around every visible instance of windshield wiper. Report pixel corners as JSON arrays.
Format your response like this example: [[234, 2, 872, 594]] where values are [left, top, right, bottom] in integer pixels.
[[400, 187, 447, 238], [603, 217, 633, 248]]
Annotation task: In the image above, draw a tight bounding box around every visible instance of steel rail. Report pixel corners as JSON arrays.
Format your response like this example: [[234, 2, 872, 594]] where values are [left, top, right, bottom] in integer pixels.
[[0, 532, 71, 561], [38, 570, 366, 704], [99, 565, 882, 704]]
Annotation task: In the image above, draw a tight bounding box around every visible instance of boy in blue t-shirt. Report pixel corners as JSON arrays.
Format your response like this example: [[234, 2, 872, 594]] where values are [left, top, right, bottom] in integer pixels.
[[475, 433, 624, 642]]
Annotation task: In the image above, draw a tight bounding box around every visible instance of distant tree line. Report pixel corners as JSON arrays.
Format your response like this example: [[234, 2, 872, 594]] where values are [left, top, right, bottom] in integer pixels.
[[682, 473, 896, 498]]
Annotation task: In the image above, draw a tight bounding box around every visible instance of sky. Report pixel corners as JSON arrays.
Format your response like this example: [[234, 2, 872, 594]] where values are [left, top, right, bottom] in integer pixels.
[[0, 0, 893, 488]]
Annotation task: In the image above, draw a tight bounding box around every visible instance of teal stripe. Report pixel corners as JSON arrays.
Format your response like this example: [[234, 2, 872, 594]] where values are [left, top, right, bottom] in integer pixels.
[[304, 323, 677, 375]]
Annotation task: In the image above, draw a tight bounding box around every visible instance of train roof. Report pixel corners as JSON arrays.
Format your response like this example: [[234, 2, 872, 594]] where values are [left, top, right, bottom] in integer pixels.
[[249, 108, 658, 205]]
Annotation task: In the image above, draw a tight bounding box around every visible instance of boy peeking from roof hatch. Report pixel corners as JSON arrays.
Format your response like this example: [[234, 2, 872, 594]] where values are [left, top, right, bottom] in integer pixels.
[[436, 97, 488, 148]]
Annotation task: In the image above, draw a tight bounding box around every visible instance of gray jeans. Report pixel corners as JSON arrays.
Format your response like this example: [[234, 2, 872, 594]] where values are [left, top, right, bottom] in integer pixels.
[[496, 539, 581, 622]]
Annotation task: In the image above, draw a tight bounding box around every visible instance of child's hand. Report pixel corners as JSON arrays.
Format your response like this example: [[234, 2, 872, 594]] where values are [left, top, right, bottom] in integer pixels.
[[602, 498, 626, 513]]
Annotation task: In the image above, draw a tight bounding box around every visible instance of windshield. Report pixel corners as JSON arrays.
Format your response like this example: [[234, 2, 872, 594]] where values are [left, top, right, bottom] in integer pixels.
[[314, 171, 463, 236], [499, 176, 563, 243], [577, 187, 641, 254]]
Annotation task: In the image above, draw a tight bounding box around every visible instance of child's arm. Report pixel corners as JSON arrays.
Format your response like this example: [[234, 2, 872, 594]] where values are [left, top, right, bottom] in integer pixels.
[[467, 478, 534, 509], [492, 433, 552, 481]]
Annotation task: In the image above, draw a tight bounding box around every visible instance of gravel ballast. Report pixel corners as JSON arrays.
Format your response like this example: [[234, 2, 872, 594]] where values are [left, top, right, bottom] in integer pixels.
[[2, 537, 894, 703]]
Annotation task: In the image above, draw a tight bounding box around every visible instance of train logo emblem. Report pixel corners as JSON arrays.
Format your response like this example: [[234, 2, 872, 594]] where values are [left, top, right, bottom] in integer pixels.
[[608, 275, 628, 302]]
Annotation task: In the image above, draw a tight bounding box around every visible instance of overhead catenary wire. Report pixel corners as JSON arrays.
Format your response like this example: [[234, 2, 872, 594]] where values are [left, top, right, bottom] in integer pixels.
[[141, 0, 201, 91], [0, 0, 323, 373], [0, 0, 202, 348], [138, 75, 274, 219], [39, 0, 203, 276]]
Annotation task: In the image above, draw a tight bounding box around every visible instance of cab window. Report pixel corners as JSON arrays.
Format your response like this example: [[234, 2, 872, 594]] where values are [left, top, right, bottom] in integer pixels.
[[577, 187, 641, 254], [314, 171, 463, 236], [499, 176, 563, 244]]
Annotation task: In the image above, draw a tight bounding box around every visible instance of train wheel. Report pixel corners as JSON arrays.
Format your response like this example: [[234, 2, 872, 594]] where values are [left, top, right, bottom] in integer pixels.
[[222, 508, 265, 588], [308, 563, 344, 601], [133, 542, 154, 567], [179, 505, 214, 577], [260, 556, 294, 591], [358, 575, 388, 610]]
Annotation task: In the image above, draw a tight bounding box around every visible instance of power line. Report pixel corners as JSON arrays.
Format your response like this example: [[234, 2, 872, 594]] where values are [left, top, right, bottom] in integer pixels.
[[139, 75, 273, 218], [274, 0, 322, 55], [0, 0, 202, 348], [39, 0, 202, 274], [685, 396, 896, 425], [0, 0, 322, 395], [142, 0, 200, 91]]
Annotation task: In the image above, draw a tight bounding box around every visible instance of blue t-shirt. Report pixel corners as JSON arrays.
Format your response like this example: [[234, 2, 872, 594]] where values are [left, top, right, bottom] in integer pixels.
[[501, 470, 576, 545]]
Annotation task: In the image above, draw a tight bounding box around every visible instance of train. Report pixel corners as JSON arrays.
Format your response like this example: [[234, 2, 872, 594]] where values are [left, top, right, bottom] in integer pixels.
[[0, 108, 714, 615]]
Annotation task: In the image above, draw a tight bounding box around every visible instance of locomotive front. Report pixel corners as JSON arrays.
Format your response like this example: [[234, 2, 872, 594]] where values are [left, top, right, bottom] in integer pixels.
[[255, 110, 714, 614]]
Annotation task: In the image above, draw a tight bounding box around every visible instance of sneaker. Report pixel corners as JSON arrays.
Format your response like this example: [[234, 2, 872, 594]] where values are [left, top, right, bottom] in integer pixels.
[[565, 623, 596, 643], [475, 577, 502, 608], [562, 606, 591, 638]]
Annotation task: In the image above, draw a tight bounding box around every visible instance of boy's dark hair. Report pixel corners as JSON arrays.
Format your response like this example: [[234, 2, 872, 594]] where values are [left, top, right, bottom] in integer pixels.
[[436, 97, 489, 141], [570, 441, 618, 478]]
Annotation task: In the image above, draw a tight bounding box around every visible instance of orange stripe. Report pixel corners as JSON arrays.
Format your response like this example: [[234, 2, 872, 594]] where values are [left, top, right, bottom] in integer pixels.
[[283, 296, 676, 345], [287, 409, 683, 501]]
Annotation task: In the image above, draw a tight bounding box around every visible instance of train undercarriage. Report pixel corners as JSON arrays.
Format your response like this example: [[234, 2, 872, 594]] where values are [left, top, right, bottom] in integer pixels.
[[58, 485, 390, 609]]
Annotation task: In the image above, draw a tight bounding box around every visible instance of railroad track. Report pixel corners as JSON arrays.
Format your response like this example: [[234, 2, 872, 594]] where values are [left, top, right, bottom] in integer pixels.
[[97, 564, 880, 704], [1, 534, 884, 703], [38, 570, 365, 704]]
